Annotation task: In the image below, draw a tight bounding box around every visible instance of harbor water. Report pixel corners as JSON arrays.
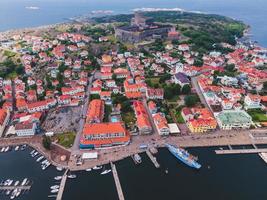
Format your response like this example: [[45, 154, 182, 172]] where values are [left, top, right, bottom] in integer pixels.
[[64, 147, 267, 200], [1, 146, 267, 199]]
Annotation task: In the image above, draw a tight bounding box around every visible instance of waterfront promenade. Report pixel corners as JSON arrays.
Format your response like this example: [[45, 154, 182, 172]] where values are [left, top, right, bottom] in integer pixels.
[[68, 129, 267, 171], [2, 129, 267, 171]]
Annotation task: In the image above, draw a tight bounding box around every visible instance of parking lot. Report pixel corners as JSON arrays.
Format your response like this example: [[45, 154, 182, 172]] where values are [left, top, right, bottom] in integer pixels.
[[42, 106, 83, 133]]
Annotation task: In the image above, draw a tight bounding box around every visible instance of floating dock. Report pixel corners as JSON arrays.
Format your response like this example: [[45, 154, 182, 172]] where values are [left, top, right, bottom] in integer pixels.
[[56, 169, 68, 200], [0, 185, 31, 190], [215, 148, 267, 154], [111, 162, 125, 200], [146, 150, 160, 168]]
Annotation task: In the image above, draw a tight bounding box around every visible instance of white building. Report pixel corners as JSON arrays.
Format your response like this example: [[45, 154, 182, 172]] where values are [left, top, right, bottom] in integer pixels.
[[15, 123, 37, 136], [244, 94, 262, 109], [216, 110, 253, 130], [153, 113, 170, 136]]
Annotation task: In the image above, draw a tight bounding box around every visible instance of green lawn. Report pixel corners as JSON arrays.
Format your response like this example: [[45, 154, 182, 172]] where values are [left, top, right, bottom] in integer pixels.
[[248, 110, 267, 122], [175, 110, 185, 123], [55, 132, 76, 148]]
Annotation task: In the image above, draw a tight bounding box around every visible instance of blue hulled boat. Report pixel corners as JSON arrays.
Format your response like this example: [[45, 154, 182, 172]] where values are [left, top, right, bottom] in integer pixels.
[[166, 143, 201, 169]]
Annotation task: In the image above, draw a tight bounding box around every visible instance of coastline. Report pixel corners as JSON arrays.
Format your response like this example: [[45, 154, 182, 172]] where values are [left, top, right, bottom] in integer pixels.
[[2, 129, 267, 172]]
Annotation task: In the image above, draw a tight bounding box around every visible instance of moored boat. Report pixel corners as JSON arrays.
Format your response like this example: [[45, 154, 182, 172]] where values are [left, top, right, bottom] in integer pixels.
[[165, 143, 201, 169], [56, 166, 63, 171], [54, 176, 62, 181], [100, 169, 111, 175], [5, 190, 11, 195], [21, 178, 28, 186], [10, 188, 18, 199], [93, 165, 102, 170], [14, 181, 19, 186], [36, 156, 44, 162], [133, 154, 142, 164], [67, 174, 76, 179], [51, 189, 59, 193], [15, 189, 21, 197], [15, 146, 20, 151], [85, 168, 92, 172], [50, 185, 59, 190]]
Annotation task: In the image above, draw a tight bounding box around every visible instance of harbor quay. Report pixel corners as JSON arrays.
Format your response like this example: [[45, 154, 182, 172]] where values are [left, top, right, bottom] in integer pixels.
[[2, 129, 267, 171], [68, 129, 267, 171]]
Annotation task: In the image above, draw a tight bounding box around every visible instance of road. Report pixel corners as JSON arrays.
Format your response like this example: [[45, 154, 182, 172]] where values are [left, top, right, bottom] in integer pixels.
[[141, 98, 159, 135], [71, 71, 95, 154], [191, 76, 212, 112]]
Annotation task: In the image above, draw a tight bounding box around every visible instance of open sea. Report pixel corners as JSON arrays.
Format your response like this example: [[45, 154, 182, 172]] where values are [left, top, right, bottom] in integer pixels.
[[1, 1, 267, 199], [1, 146, 267, 200], [0, 0, 267, 46]]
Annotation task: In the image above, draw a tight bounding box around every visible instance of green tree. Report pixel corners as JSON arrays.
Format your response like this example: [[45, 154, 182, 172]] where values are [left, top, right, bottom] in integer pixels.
[[42, 136, 52, 150], [184, 95, 200, 107], [181, 84, 191, 94]]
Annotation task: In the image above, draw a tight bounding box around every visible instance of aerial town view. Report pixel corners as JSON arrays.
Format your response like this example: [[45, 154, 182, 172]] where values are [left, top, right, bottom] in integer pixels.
[[1, 0, 267, 199]]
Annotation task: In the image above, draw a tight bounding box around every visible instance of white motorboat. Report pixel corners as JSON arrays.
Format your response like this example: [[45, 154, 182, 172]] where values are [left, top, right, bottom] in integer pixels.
[[42, 162, 51, 170], [7, 180, 13, 186], [1, 147, 5, 152], [67, 174, 77, 179], [93, 165, 102, 170], [100, 169, 111, 175], [14, 181, 19, 186], [50, 185, 59, 190], [4, 179, 11, 186], [21, 144, 27, 150], [54, 176, 62, 181], [32, 151, 38, 157], [5, 190, 11, 195], [41, 159, 48, 165], [10, 188, 18, 199], [15, 189, 21, 197], [56, 166, 63, 171], [85, 168, 92, 172], [30, 150, 35, 155], [133, 154, 142, 164], [51, 189, 59, 193], [36, 156, 44, 162], [21, 178, 28, 186], [15, 146, 20, 151], [4, 146, 10, 152]]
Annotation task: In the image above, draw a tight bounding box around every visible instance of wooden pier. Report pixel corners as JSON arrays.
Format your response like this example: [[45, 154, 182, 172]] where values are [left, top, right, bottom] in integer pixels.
[[146, 150, 160, 168], [215, 148, 267, 155], [111, 162, 125, 200], [56, 169, 68, 200], [0, 185, 31, 190]]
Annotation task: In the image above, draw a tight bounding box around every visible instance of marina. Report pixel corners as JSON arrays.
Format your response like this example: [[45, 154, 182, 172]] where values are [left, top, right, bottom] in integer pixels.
[[56, 170, 68, 200]]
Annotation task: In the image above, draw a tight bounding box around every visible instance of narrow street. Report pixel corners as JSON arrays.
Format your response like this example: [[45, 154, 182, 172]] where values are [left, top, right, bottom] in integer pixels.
[[71, 71, 95, 154]]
